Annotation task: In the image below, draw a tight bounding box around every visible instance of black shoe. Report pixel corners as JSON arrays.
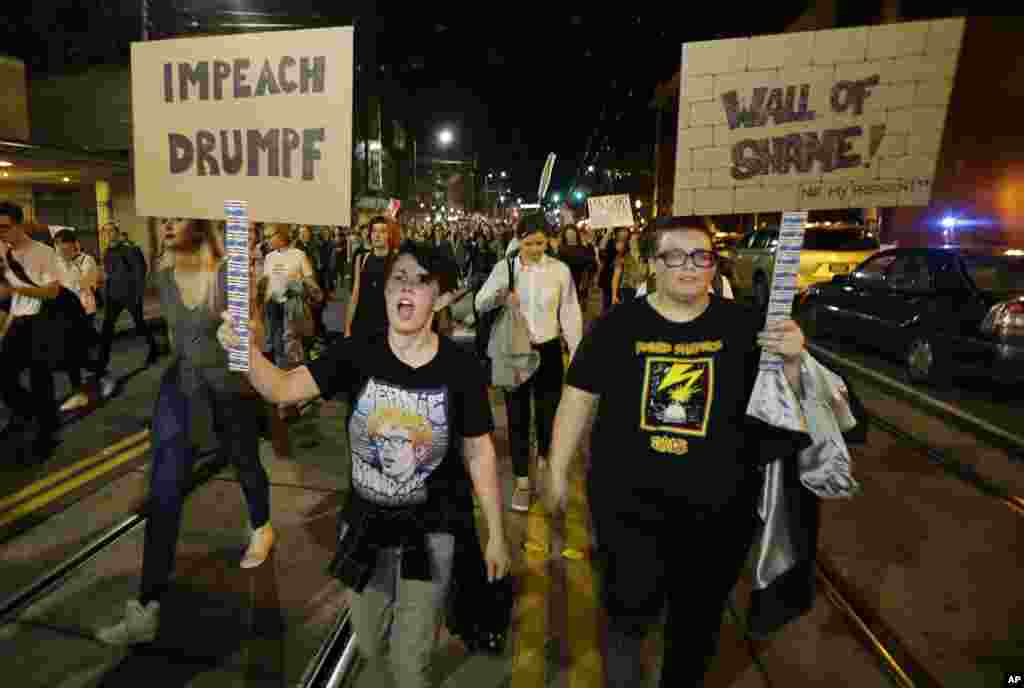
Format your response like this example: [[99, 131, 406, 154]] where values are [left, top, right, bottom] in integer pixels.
[[20, 435, 59, 466], [0, 415, 30, 443]]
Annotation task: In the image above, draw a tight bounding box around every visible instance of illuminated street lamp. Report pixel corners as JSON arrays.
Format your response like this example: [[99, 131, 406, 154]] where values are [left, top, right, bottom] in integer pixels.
[[552, 193, 561, 203], [635, 199, 643, 209], [438, 129, 454, 146]]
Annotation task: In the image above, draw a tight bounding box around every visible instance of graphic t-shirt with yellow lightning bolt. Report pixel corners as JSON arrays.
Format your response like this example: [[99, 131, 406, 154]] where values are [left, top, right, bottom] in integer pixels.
[[567, 295, 763, 507]]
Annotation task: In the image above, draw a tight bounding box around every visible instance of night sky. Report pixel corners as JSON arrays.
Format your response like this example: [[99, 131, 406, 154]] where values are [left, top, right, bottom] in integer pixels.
[[15, 1, 980, 195]]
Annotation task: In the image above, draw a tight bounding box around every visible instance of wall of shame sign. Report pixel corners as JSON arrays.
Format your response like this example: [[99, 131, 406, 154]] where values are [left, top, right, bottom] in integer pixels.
[[672, 18, 965, 214], [725, 75, 885, 179], [163, 56, 328, 180]]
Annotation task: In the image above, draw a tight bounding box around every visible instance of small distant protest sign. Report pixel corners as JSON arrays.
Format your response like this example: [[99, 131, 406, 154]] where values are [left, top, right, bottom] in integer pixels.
[[131, 27, 353, 225], [673, 18, 965, 215], [587, 194, 634, 229]]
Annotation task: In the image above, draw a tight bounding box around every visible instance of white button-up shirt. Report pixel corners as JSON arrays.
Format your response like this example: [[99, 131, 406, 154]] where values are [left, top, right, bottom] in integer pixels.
[[57, 252, 100, 314], [475, 254, 582, 359], [3, 239, 59, 317]]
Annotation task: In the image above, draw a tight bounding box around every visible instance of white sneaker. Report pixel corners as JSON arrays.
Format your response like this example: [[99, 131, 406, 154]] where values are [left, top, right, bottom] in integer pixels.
[[96, 599, 160, 645], [99, 376, 118, 400]]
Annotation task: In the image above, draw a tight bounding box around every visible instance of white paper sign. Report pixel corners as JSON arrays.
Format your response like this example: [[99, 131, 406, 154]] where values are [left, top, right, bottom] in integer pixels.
[[131, 27, 354, 225], [673, 18, 965, 215], [587, 194, 634, 230]]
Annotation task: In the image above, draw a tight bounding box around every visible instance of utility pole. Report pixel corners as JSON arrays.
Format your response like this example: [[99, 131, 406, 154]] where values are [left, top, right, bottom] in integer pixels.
[[141, 0, 151, 41]]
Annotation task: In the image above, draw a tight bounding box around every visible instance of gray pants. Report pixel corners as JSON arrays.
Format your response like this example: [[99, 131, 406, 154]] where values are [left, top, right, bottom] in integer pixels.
[[350, 533, 455, 688]]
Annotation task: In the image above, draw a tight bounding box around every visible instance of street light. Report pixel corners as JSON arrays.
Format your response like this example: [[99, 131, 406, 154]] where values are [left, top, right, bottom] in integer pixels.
[[438, 129, 454, 146], [635, 199, 643, 209], [587, 165, 595, 173], [552, 193, 561, 203]]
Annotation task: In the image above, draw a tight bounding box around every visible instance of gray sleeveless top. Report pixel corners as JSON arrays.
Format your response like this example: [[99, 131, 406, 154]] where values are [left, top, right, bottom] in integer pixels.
[[154, 262, 243, 397]]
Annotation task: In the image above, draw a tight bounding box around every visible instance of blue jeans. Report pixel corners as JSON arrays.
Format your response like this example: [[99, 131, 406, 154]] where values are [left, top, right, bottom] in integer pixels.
[[139, 365, 270, 603]]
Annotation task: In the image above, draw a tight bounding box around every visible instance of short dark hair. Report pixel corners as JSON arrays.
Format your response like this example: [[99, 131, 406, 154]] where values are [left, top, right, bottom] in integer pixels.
[[368, 215, 390, 230], [516, 211, 547, 239], [388, 240, 459, 294], [641, 216, 714, 258], [0, 201, 24, 224], [54, 229, 78, 244]]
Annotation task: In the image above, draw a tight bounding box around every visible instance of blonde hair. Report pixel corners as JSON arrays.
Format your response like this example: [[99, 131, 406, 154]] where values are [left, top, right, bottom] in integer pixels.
[[367, 406, 433, 449], [154, 218, 226, 313]]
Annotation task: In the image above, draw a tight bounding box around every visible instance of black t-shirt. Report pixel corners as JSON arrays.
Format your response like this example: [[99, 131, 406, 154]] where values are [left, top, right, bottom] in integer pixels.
[[308, 333, 495, 532], [567, 295, 763, 510], [352, 253, 390, 335]]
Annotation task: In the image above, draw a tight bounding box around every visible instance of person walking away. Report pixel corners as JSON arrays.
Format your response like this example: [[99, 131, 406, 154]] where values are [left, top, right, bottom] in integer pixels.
[[546, 218, 807, 686], [96, 217, 274, 646], [598, 227, 629, 314], [611, 232, 648, 305], [53, 229, 106, 412], [97, 221, 161, 374], [218, 241, 511, 688], [262, 223, 323, 419], [0, 202, 62, 464], [475, 213, 582, 512], [346, 216, 394, 339], [560, 226, 596, 305]]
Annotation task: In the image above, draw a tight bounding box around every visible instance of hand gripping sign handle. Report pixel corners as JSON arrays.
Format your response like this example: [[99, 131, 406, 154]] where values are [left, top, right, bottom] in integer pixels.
[[759, 210, 807, 371]]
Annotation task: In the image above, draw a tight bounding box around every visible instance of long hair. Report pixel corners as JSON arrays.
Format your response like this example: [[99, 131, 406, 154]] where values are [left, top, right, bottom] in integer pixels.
[[154, 218, 226, 313]]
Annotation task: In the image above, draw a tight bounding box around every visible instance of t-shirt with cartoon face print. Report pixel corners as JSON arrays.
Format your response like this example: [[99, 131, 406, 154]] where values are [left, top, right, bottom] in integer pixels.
[[566, 295, 763, 509], [307, 332, 494, 528]]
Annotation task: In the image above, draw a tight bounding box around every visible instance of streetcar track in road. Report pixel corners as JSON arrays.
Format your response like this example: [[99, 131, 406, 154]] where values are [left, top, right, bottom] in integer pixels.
[[0, 453, 224, 624], [868, 413, 1024, 517], [806, 340, 1024, 517]]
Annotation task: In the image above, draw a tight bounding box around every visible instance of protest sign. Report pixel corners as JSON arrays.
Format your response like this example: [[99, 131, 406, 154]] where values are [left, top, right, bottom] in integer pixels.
[[131, 27, 353, 225], [673, 18, 965, 215], [587, 194, 634, 229]]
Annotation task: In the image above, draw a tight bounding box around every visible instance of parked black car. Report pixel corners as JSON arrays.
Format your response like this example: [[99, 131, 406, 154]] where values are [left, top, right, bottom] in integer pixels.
[[796, 247, 1024, 384]]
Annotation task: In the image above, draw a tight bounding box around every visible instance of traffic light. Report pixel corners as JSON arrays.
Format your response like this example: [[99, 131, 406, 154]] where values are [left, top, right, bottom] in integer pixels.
[[573, 190, 584, 201]]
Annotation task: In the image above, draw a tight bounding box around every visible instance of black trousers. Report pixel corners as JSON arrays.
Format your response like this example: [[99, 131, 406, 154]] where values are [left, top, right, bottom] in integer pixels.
[[504, 338, 564, 479], [0, 317, 57, 441], [98, 298, 158, 372], [65, 314, 103, 389], [590, 487, 759, 687]]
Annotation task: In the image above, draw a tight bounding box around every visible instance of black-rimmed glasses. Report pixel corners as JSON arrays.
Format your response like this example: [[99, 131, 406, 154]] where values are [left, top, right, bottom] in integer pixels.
[[655, 249, 717, 269]]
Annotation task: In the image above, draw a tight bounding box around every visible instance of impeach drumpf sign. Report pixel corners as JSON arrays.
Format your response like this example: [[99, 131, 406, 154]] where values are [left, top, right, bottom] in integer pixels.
[[131, 27, 353, 225], [586, 194, 634, 230], [673, 18, 965, 215]]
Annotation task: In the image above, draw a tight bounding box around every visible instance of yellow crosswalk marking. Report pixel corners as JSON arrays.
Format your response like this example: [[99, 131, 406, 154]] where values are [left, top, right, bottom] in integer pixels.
[[565, 468, 603, 688], [0, 441, 151, 529], [0, 430, 149, 514], [511, 500, 550, 688]]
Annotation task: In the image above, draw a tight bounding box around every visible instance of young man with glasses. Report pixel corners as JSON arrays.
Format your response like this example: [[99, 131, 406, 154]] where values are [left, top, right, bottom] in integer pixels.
[[545, 216, 806, 686]]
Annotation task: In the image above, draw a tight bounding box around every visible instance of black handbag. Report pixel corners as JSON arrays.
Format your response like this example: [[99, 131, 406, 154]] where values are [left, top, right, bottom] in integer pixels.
[[4, 250, 87, 366]]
